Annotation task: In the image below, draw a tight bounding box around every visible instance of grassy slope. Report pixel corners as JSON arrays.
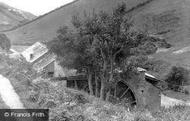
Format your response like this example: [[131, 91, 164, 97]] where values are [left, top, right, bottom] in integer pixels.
[[132, 0, 190, 68], [0, 54, 190, 120], [4, 0, 148, 45], [0, 3, 36, 31], [5, 0, 190, 68], [12, 80, 190, 121], [7, 75, 190, 121]]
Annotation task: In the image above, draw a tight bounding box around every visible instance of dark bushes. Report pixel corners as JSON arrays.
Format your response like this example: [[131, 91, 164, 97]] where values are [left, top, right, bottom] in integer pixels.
[[164, 66, 190, 91]]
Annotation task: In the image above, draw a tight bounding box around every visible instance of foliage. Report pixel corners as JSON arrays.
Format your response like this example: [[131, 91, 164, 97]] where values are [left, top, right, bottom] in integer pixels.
[[184, 90, 189, 95], [140, 58, 172, 79], [0, 54, 37, 79], [164, 66, 190, 91], [153, 105, 190, 121], [1, 47, 190, 121], [0, 54, 39, 108], [26, 80, 190, 121], [0, 55, 189, 121], [0, 33, 11, 51], [48, 2, 171, 100]]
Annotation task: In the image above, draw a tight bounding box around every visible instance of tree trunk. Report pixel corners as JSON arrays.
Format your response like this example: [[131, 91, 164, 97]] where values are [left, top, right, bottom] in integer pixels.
[[105, 58, 113, 101], [109, 58, 114, 82], [74, 80, 78, 90], [95, 72, 99, 97], [106, 88, 111, 101], [88, 72, 94, 95], [100, 81, 105, 100], [100, 56, 108, 100], [114, 84, 117, 98]]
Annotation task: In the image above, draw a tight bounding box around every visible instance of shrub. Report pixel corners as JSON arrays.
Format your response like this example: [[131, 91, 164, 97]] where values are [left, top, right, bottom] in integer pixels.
[[184, 90, 189, 95], [0, 33, 11, 51], [164, 66, 190, 91], [74, 94, 89, 104]]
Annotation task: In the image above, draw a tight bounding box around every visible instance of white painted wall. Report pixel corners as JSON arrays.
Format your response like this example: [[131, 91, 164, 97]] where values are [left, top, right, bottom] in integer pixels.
[[54, 61, 76, 77], [161, 94, 190, 108]]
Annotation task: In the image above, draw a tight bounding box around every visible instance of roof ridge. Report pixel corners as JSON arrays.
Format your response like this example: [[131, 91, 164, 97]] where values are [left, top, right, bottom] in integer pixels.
[[21, 42, 49, 63]]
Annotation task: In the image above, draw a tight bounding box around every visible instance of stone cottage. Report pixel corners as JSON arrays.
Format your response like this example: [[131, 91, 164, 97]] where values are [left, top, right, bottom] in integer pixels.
[[21, 42, 56, 78]]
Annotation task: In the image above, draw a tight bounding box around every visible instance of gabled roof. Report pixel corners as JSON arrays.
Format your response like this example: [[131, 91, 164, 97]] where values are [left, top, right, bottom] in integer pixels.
[[33, 53, 56, 72], [21, 42, 48, 63]]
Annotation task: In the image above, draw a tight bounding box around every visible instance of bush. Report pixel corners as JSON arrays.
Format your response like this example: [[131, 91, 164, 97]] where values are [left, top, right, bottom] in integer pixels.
[[0, 33, 11, 51], [184, 90, 189, 95], [164, 66, 190, 91]]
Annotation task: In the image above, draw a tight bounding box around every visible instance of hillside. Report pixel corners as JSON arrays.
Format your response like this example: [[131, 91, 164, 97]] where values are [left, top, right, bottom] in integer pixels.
[[131, 0, 190, 68], [4, 0, 190, 68], [4, 0, 149, 45], [0, 2, 36, 31]]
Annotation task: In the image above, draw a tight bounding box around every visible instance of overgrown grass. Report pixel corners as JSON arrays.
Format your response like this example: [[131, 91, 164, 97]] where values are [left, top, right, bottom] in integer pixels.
[[33, 80, 190, 121], [1, 54, 190, 121], [4, 74, 190, 121]]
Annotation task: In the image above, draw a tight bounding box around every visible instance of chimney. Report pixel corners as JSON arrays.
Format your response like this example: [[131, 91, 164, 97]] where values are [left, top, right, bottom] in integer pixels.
[[30, 53, 34, 60]]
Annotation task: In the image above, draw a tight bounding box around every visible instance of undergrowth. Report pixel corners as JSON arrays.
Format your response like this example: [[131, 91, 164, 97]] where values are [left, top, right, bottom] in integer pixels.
[[0, 54, 190, 121]]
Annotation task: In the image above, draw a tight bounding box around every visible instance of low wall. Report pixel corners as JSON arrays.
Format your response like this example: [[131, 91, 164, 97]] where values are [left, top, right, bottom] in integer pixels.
[[161, 94, 190, 108]]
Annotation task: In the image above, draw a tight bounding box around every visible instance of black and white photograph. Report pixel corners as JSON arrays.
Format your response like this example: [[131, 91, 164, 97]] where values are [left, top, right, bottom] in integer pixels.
[[0, 0, 190, 120]]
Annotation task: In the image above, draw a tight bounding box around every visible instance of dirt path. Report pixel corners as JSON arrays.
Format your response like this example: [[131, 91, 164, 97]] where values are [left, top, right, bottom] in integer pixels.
[[0, 75, 24, 109]]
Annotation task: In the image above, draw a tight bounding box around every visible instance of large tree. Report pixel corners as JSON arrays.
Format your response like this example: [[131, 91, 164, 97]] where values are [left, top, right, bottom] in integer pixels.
[[48, 3, 170, 100]]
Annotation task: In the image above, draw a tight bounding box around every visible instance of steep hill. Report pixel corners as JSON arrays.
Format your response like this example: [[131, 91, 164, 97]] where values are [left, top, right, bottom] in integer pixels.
[[4, 0, 149, 45], [130, 0, 190, 68], [0, 2, 36, 31], [4, 0, 190, 68]]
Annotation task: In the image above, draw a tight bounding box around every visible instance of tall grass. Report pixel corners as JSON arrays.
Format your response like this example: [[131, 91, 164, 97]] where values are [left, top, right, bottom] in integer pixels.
[[1, 55, 190, 121]]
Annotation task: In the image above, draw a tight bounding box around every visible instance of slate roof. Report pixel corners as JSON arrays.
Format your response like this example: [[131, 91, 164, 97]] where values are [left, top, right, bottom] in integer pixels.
[[33, 53, 56, 72], [21, 42, 56, 72], [21, 42, 48, 63]]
